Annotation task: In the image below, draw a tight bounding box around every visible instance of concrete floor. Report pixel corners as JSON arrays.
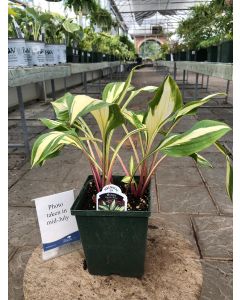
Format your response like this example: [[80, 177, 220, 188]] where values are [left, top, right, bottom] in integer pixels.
[[8, 66, 233, 299]]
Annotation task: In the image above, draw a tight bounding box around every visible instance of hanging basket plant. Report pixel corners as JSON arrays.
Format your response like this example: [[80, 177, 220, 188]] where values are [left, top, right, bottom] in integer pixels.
[[90, 4, 113, 31], [63, 0, 97, 15]]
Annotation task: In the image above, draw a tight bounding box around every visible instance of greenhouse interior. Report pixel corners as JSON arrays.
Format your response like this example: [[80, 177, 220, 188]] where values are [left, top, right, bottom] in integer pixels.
[[8, 0, 233, 299]]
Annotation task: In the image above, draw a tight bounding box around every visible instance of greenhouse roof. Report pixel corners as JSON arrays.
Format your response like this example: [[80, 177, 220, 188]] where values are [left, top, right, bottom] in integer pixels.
[[112, 0, 211, 36]]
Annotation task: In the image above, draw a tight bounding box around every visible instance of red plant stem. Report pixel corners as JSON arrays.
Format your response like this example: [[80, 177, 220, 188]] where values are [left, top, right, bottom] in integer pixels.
[[140, 155, 167, 197], [86, 140, 102, 188], [136, 160, 147, 196], [90, 164, 101, 193]]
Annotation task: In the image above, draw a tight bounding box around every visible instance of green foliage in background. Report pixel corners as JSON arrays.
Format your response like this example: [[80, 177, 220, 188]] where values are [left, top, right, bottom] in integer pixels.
[[176, 0, 233, 49], [8, 1, 136, 59]]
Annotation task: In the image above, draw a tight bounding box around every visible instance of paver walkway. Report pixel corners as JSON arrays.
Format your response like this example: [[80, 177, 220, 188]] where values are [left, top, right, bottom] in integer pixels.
[[8, 66, 233, 300]]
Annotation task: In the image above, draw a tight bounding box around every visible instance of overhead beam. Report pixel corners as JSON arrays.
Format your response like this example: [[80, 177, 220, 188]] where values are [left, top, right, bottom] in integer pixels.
[[116, 1, 208, 13]]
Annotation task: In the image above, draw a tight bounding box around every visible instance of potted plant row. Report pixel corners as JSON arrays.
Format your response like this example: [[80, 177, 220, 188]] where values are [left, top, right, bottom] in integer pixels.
[[31, 67, 232, 277], [8, 6, 68, 67], [171, 42, 232, 63]]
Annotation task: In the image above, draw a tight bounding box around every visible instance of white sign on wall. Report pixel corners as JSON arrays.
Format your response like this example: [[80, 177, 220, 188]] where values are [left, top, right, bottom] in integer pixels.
[[33, 190, 81, 260]]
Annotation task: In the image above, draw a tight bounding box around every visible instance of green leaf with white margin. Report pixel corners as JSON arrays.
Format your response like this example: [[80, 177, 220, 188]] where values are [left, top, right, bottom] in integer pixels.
[[110, 200, 116, 210], [121, 176, 136, 184], [226, 157, 233, 201], [51, 93, 74, 121], [122, 86, 158, 109], [143, 75, 182, 144], [174, 93, 225, 121], [70, 95, 110, 125], [91, 103, 125, 139], [116, 65, 139, 105], [215, 141, 233, 201], [31, 130, 81, 167], [102, 82, 134, 103], [190, 153, 213, 168], [40, 118, 69, 131], [158, 120, 231, 157], [122, 109, 145, 129]]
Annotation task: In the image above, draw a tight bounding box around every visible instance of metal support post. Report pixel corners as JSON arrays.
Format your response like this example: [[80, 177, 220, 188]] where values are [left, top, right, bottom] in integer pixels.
[[51, 79, 55, 100], [110, 67, 113, 80], [224, 80, 230, 104], [201, 74, 204, 88], [194, 73, 199, 100], [186, 70, 189, 83], [84, 72, 87, 94], [173, 62, 177, 80], [206, 75, 209, 91], [64, 77, 67, 92], [16, 86, 30, 157], [182, 70, 186, 102]]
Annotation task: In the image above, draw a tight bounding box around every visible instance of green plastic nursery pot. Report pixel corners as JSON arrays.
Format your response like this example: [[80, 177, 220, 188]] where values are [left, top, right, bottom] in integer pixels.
[[71, 175, 151, 277]]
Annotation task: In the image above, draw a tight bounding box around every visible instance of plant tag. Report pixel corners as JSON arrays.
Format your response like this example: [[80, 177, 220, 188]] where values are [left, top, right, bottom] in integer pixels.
[[96, 184, 127, 212]]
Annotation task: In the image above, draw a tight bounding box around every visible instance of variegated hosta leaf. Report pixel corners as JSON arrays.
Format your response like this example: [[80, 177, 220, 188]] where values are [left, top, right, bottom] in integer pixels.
[[214, 141, 233, 201], [121, 175, 136, 184], [174, 93, 225, 121], [122, 86, 158, 109], [51, 93, 74, 121], [102, 82, 134, 103], [190, 153, 213, 168], [116, 65, 139, 105], [123, 109, 145, 129], [226, 157, 233, 201], [159, 120, 231, 157], [70, 95, 110, 124], [91, 104, 125, 139], [31, 130, 81, 167], [40, 118, 69, 131], [99, 200, 124, 211], [144, 75, 182, 144]]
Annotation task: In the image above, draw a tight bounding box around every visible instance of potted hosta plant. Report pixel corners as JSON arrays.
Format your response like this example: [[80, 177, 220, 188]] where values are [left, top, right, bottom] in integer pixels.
[[31, 67, 232, 277]]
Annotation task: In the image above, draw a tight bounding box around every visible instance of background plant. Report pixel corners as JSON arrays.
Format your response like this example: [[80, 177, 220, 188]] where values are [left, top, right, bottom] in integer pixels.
[[31, 67, 232, 202], [176, 0, 233, 49]]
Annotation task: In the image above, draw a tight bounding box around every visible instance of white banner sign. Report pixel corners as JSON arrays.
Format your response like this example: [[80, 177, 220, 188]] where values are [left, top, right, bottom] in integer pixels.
[[33, 190, 80, 256]]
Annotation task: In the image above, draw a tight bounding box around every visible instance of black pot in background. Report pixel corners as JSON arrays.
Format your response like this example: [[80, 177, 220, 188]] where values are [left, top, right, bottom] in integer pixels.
[[102, 53, 107, 62], [196, 48, 208, 62], [78, 49, 84, 63], [207, 45, 218, 62], [165, 54, 171, 61], [173, 53, 177, 61], [86, 51, 93, 63], [219, 40, 233, 63], [92, 52, 102, 63], [66, 47, 79, 63], [98, 52, 103, 62], [186, 50, 196, 61], [179, 51, 187, 61]]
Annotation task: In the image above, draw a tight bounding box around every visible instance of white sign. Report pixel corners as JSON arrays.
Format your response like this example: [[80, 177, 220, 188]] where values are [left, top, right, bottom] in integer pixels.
[[96, 184, 128, 211], [33, 190, 80, 258]]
